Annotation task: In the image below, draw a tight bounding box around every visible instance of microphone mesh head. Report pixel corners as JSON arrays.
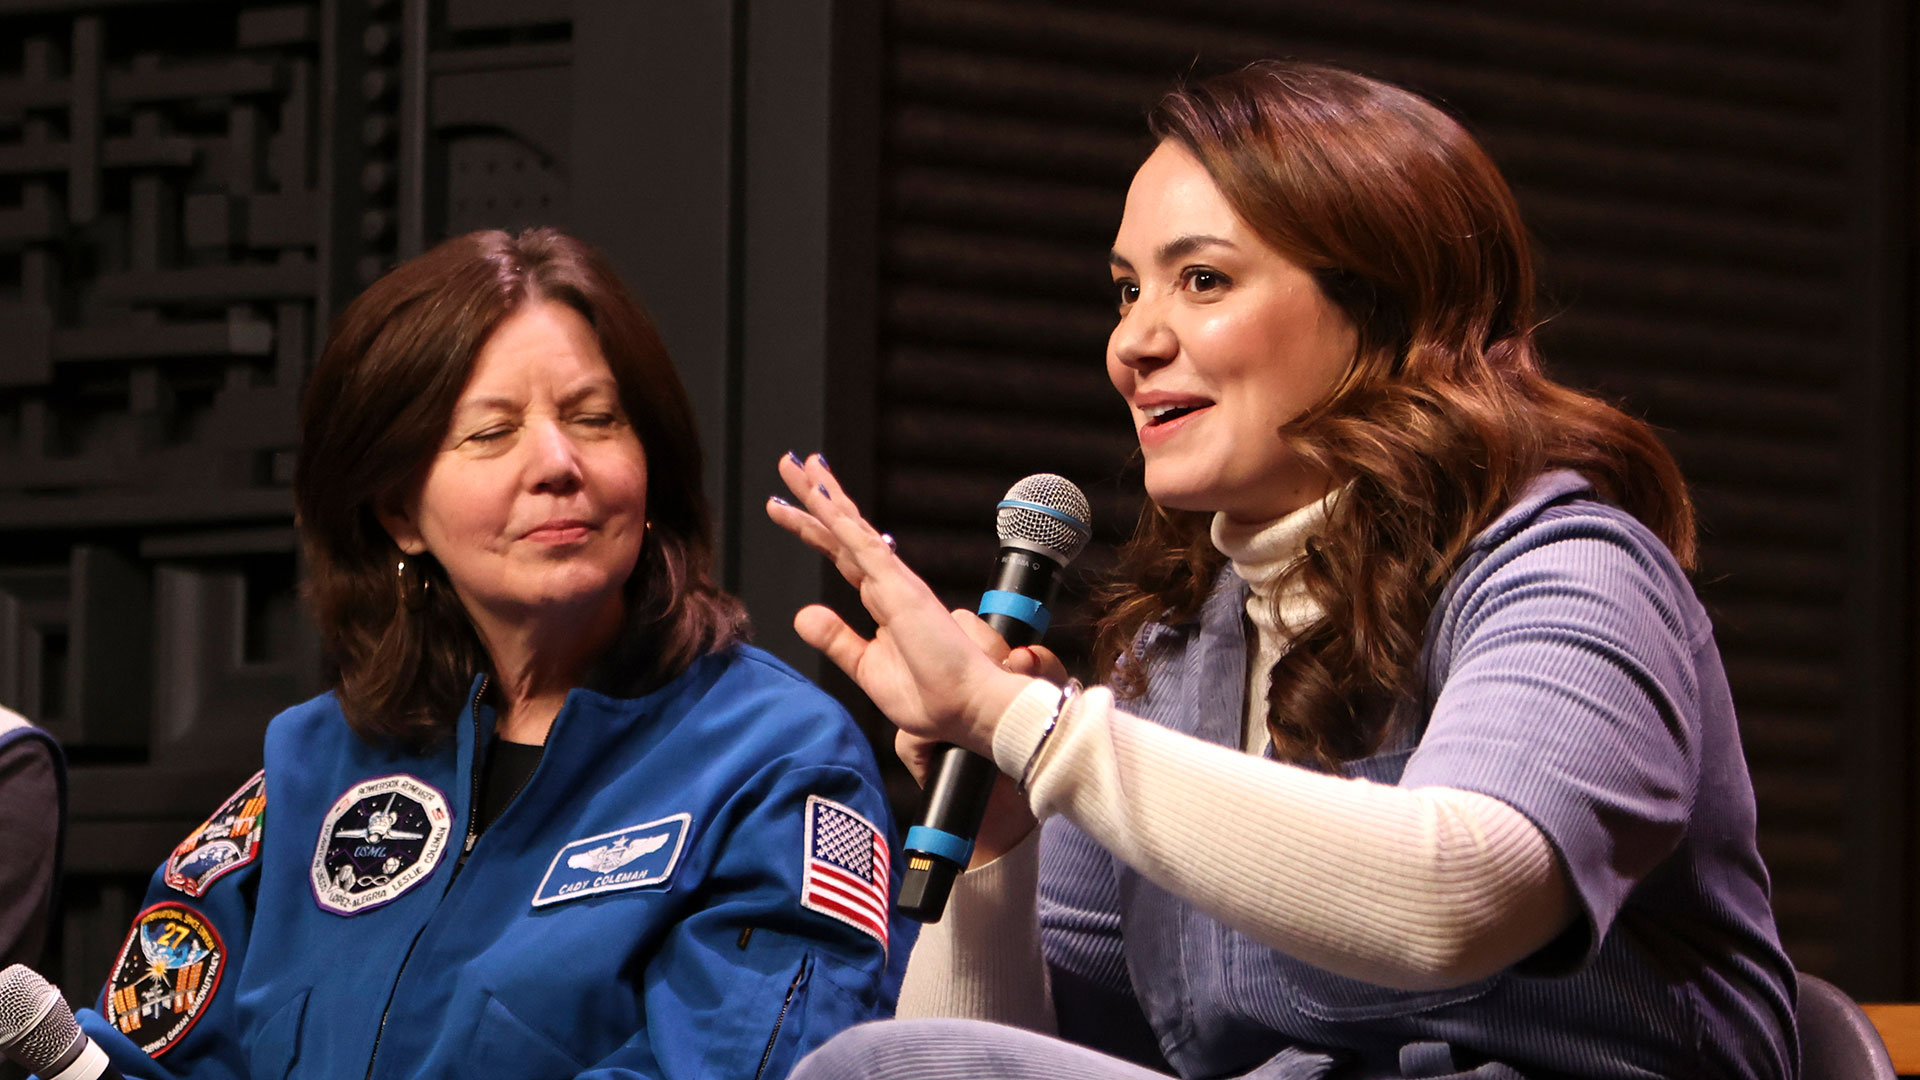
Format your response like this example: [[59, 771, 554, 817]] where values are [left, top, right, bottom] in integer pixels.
[[0, 965, 50, 1043], [0, 965, 74, 1072], [996, 474, 1092, 565]]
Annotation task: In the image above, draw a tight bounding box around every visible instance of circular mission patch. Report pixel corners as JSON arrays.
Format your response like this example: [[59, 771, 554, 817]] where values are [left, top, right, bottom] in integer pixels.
[[310, 773, 452, 916], [103, 903, 225, 1057]]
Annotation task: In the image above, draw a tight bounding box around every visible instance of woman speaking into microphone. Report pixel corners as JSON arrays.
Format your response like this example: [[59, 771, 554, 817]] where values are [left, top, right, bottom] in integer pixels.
[[72, 228, 905, 1080], [768, 62, 1794, 1080]]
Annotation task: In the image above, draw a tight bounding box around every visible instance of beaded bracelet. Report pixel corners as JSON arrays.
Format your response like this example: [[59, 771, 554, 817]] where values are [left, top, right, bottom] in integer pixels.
[[1016, 678, 1083, 794]]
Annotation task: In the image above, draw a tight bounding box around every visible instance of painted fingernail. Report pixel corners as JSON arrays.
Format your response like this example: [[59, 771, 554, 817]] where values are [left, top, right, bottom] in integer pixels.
[[817, 484, 830, 498], [785, 450, 802, 466], [768, 494, 793, 508], [816, 453, 832, 470]]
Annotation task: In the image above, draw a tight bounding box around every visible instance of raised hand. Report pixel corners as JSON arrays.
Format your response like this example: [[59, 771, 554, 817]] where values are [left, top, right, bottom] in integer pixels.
[[766, 453, 1031, 758]]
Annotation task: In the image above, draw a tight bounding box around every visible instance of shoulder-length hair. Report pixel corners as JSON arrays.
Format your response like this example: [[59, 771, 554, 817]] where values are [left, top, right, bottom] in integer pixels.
[[1092, 62, 1694, 770], [296, 228, 746, 748]]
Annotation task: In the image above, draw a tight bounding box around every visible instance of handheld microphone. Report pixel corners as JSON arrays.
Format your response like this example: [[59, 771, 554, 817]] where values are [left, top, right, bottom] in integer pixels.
[[0, 965, 124, 1080], [898, 473, 1091, 922]]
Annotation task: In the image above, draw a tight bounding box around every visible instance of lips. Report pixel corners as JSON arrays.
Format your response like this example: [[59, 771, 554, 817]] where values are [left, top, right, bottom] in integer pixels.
[[1134, 393, 1215, 445], [523, 519, 595, 543], [1134, 402, 1213, 450], [1143, 403, 1209, 426], [1135, 392, 1214, 424]]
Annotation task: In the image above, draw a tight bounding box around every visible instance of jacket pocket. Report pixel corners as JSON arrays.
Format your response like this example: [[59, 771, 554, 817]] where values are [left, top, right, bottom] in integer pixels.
[[1217, 905, 1501, 1025], [1267, 957, 1501, 1024], [751, 953, 814, 1080], [246, 989, 309, 1080], [466, 995, 589, 1080]]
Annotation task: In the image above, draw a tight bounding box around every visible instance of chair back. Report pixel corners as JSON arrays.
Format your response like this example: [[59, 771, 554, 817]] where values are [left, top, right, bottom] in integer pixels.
[[1800, 971, 1897, 1080]]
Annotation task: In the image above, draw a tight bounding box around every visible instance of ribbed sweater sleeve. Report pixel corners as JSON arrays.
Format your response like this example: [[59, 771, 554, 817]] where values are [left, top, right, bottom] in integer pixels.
[[896, 827, 1054, 1028], [987, 681, 1571, 991]]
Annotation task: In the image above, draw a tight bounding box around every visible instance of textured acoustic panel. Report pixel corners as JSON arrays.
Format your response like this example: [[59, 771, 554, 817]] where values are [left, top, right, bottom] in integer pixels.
[[0, 0, 344, 1006], [877, 0, 1904, 988], [0, 0, 583, 1006], [149, 549, 313, 770]]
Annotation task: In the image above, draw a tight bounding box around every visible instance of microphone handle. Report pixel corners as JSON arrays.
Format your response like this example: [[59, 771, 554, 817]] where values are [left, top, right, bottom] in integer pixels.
[[895, 745, 999, 920], [979, 609, 1043, 651], [36, 1037, 122, 1080], [897, 575, 1051, 922]]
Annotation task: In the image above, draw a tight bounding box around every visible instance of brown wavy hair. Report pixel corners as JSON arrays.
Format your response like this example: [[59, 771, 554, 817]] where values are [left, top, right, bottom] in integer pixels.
[[296, 228, 746, 748], [1092, 62, 1694, 770]]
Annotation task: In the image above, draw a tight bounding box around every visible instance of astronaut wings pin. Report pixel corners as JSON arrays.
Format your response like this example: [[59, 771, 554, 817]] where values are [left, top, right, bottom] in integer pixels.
[[566, 831, 672, 874]]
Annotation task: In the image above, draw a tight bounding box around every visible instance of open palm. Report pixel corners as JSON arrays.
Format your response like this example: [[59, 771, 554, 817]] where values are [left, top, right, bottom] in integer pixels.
[[767, 453, 1028, 757]]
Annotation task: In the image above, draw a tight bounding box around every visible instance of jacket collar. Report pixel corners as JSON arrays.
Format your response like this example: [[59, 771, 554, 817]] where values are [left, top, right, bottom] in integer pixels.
[[1184, 469, 1596, 635], [1466, 469, 1594, 554]]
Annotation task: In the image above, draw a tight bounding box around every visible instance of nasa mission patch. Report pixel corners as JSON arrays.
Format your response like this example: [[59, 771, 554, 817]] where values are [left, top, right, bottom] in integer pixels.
[[310, 774, 452, 916], [532, 813, 691, 908], [103, 903, 225, 1057], [164, 769, 266, 898]]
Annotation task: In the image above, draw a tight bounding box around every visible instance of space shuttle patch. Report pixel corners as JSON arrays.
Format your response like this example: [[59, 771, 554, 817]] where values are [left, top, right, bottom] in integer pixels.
[[532, 813, 691, 908], [165, 770, 265, 898], [310, 774, 452, 916]]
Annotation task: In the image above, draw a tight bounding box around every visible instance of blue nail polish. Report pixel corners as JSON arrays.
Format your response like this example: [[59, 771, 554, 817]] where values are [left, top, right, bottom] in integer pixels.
[[768, 494, 793, 508], [817, 484, 830, 498], [785, 450, 802, 466], [817, 453, 832, 470]]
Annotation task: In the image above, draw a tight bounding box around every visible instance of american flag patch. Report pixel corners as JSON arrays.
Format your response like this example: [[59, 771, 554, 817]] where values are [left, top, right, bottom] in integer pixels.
[[801, 795, 890, 949]]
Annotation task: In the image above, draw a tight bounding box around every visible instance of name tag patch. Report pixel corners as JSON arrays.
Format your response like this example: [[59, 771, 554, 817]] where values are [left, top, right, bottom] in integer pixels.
[[310, 774, 452, 916], [533, 814, 690, 908]]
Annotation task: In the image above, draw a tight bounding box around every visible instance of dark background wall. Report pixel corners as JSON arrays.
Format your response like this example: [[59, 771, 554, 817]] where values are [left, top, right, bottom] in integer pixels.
[[1, 0, 1912, 1007]]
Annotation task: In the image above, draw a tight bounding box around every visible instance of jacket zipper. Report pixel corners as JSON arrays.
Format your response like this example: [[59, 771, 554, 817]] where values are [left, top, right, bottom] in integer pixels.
[[752, 963, 808, 1080], [362, 675, 490, 1080], [455, 675, 492, 874]]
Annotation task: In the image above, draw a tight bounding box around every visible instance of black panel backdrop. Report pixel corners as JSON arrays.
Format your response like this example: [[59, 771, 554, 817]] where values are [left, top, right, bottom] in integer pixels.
[[0, 0, 1911, 1007]]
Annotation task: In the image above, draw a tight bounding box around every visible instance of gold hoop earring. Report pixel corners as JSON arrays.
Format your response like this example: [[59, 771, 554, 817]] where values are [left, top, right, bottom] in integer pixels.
[[397, 557, 432, 611]]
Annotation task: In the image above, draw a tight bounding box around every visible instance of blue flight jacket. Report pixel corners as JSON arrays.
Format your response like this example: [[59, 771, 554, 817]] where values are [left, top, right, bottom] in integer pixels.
[[76, 644, 912, 1080]]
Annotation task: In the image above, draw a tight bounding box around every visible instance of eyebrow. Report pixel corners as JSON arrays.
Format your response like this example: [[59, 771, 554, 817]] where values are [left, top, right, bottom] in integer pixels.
[[557, 379, 621, 408], [453, 379, 620, 416], [1108, 233, 1238, 271], [454, 395, 519, 415]]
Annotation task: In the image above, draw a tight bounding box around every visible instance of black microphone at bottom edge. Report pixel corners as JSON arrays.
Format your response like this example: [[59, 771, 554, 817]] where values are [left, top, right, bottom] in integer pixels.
[[897, 473, 1092, 923], [0, 965, 123, 1080]]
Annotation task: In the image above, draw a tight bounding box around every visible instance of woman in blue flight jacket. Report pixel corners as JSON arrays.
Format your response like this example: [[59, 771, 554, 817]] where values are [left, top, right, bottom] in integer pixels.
[[78, 228, 909, 1080]]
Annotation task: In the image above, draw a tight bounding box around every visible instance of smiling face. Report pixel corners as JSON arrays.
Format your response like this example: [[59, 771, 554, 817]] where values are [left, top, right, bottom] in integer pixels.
[[378, 300, 649, 639], [1107, 141, 1359, 523]]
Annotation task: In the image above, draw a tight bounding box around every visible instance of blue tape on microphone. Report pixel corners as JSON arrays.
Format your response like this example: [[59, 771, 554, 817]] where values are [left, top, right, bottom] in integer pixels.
[[978, 590, 1050, 636], [905, 825, 975, 866]]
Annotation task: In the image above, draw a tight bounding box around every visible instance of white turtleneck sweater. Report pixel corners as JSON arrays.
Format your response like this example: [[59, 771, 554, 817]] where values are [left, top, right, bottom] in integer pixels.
[[897, 499, 1571, 1029], [1209, 493, 1331, 757]]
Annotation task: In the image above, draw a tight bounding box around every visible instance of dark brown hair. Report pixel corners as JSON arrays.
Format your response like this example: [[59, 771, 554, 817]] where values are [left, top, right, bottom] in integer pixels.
[[296, 228, 746, 747], [1093, 62, 1694, 769]]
